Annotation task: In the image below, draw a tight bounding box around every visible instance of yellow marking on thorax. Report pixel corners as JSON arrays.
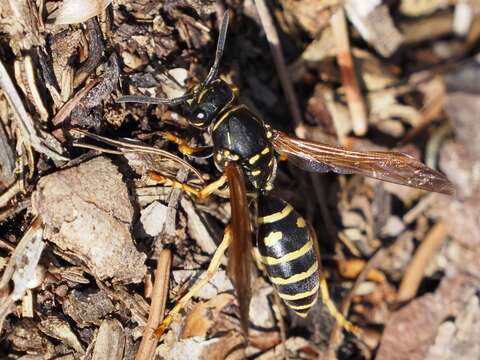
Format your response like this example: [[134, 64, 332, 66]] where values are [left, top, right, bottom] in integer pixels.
[[212, 105, 244, 131], [197, 87, 209, 103], [296, 217, 306, 228], [264, 231, 283, 246], [278, 282, 320, 301], [251, 169, 261, 176], [226, 132, 232, 146], [287, 297, 318, 311], [248, 154, 260, 165], [261, 147, 270, 155], [270, 262, 318, 285], [257, 204, 293, 224], [260, 240, 312, 266]]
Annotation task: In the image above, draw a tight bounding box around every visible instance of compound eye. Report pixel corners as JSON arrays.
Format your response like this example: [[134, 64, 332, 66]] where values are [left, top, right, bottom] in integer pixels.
[[190, 109, 207, 127]]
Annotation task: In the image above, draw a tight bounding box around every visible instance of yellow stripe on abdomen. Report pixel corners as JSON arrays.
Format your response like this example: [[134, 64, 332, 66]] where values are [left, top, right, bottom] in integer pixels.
[[269, 262, 318, 285], [286, 297, 318, 310], [278, 282, 320, 301], [260, 240, 312, 266], [257, 204, 293, 224]]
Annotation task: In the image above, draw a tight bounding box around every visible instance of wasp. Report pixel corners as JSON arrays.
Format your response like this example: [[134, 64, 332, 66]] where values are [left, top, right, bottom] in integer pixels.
[[118, 10, 454, 337]]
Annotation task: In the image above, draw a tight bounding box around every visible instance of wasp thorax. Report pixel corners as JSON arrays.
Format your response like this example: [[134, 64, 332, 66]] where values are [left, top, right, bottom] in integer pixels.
[[184, 79, 237, 128]]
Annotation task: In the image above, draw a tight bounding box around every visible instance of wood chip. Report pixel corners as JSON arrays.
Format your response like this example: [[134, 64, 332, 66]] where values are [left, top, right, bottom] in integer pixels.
[[32, 157, 146, 283]]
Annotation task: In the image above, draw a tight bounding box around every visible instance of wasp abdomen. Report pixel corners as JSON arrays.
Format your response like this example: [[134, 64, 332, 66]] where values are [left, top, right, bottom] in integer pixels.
[[256, 195, 319, 316]]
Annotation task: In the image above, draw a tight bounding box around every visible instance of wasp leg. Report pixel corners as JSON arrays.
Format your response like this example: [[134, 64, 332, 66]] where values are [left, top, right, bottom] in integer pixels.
[[318, 273, 361, 335], [154, 226, 233, 338], [148, 171, 227, 200], [312, 235, 361, 335], [161, 131, 213, 158]]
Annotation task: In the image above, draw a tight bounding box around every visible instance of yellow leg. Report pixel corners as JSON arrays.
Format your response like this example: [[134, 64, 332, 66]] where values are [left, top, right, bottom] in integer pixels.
[[310, 224, 361, 335], [148, 171, 227, 200], [154, 227, 233, 337], [319, 273, 362, 335], [161, 131, 211, 156]]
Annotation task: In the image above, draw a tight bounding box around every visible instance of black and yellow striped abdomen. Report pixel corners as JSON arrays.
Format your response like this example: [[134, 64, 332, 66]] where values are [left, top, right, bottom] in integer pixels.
[[256, 195, 319, 317]]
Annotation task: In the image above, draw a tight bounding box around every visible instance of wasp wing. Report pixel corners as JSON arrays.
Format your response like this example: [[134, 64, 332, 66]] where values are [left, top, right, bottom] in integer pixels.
[[224, 162, 253, 335], [271, 130, 454, 195]]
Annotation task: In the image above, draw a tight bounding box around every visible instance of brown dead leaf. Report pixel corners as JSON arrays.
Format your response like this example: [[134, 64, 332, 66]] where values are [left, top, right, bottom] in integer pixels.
[[181, 293, 236, 338]]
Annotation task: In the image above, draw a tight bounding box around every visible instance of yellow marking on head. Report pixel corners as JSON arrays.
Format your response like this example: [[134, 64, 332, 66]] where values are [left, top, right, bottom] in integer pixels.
[[287, 297, 318, 311], [261, 147, 270, 155], [270, 262, 318, 285], [257, 204, 293, 224], [264, 231, 283, 247], [251, 169, 261, 176], [216, 153, 222, 161], [248, 154, 260, 165], [260, 240, 312, 266], [296, 217, 306, 228], [224, 150, 231, 157], [278, 282, 320, 301]]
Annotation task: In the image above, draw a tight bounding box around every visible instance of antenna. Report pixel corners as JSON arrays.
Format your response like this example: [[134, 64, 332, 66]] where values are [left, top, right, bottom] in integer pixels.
[[117, 10, 231, 105]]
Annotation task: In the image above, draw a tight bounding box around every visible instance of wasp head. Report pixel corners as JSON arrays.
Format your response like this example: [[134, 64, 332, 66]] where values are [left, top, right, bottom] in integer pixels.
[[184, 79, 237, 129]]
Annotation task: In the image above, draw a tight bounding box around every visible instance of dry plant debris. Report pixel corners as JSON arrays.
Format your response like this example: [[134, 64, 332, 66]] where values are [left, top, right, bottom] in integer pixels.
[[0, 1, 479, 359]]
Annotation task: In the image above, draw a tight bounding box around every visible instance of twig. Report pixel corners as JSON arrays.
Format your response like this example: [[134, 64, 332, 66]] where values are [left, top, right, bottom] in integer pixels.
[[397, 222, 448, 303], [402, 193, 437, 225], [255, 0, 303, 129], [135, 249, 172, 360], [0, 179, 23, 208], [400, 82, 445, 144], [73, 18, 105, 88], [0, 217, 44, 334], [0, 110, 15, 187], [23, 55, 49, 122], [153, 167, 189, 253], [0, 199, 30, 223], [51, 79, 98, 126], [425, 122, 452, 169], [0, 238, 15, 252], [330, 7, 368, 136], [0, 59, 68, 161]]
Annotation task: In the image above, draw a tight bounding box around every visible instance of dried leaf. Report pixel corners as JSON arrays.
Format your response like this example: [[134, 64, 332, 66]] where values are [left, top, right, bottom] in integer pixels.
[[53, 0, 112, 25]]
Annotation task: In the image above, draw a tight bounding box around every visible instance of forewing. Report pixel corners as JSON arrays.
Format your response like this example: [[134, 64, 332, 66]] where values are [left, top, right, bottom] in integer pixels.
[[224, 162, 253, 335], [271, 130, 454, 195]]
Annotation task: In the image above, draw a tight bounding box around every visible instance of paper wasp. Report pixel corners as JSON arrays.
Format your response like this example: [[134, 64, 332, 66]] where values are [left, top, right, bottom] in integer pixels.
[[118, 10, 454, 337]]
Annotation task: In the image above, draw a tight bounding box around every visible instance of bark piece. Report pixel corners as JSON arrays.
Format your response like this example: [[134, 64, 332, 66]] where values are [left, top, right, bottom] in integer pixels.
[[62, 289, 115, 327], [91, 319, 125, 360], [32, 156, 146, 283]]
